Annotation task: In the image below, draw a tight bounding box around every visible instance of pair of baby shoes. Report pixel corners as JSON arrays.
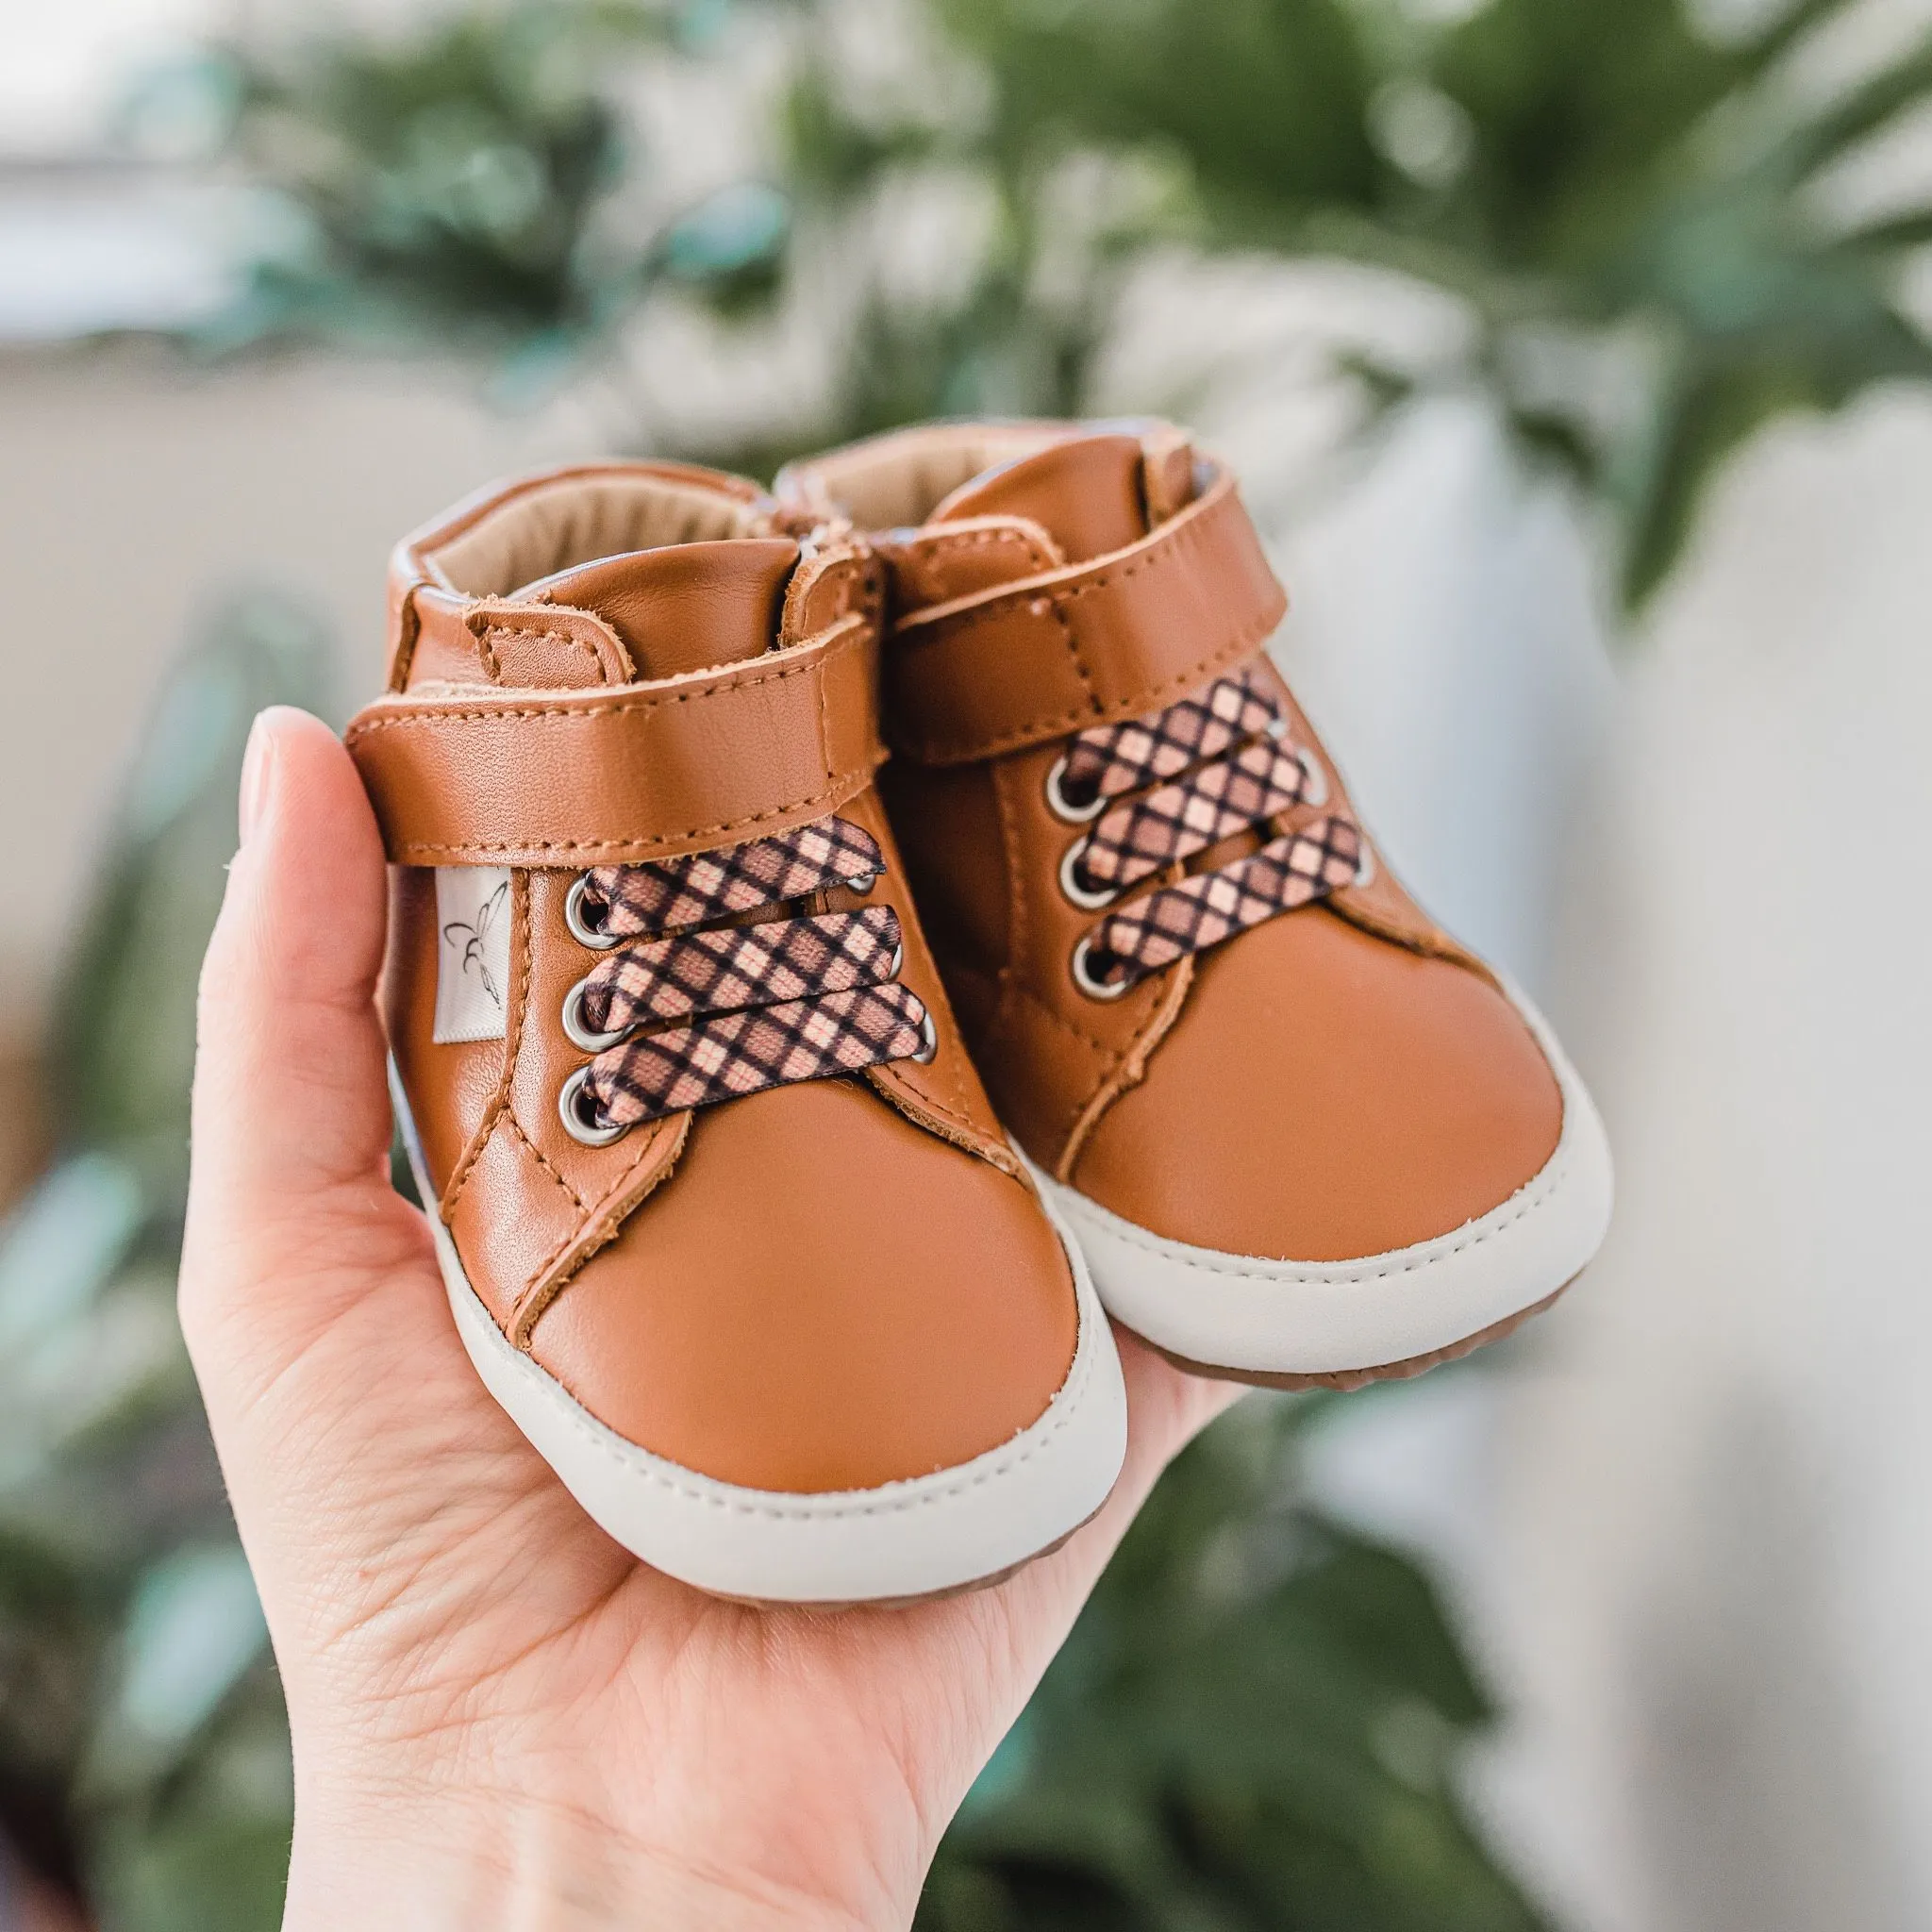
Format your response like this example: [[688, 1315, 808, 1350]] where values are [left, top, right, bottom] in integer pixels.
[[347, 421, 1611, 1605]]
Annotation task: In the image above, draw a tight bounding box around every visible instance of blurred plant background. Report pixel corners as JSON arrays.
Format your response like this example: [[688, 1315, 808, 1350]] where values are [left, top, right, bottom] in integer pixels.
[[175, 0, 1932, 603], [6, 0, 1932, 1924]]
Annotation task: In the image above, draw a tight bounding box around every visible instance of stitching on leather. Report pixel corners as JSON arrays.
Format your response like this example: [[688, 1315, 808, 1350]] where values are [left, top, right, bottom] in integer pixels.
[[908, 480, 1232, 633], [440, 871, 532, 1220], [901, 605, 1277, 765], [1005, 973, 1121, 1063], [388, 591, 423, 693], [1058, 1133, 1578, 1286], [501, 1108, 588, 1214], [891, 492, 1284, 758], [345, 624, 869, 741], [385, 763, 874, 860], [482, 1271, 1104, 1520], [479, 624, 604, 674], [919, 525, 1058, 592], [479, 625, 596, 653], [507, 1115, 685, 1343], [867, 1064, 1017, 1175], [870, 1061, 976, 1133], [815, 615, 834, 795], [1058, 951, 1192, 1182], [989, 758, 1032, 1045], [1045, 591, 1101, 719]]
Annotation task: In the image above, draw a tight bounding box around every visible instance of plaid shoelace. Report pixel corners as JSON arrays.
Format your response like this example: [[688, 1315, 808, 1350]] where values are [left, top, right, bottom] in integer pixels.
[[562, 818, 931, 1137], [1057, 668, 1363, 994]]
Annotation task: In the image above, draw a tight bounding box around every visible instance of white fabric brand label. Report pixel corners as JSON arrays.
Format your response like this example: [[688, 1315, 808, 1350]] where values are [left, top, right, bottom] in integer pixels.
[[432, 868, 512, 1044]]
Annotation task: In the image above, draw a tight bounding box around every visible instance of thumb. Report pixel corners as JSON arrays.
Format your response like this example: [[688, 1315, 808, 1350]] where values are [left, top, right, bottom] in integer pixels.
[[181, 708, 422, 1371]]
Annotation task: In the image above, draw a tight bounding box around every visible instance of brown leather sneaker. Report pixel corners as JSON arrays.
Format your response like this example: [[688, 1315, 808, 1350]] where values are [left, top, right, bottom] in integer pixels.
[[775, 422, 1612, 1388], [345, 460, 1125, 1601]]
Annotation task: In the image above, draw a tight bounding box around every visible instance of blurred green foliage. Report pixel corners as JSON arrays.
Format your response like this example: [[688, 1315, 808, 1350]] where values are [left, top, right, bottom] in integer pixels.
[[916, 0, 1932, 601], [0, 598, 330, 1928], [199, 0, 1932, 606], [191, 0, 790, 392], [924, 1397, 1547, 1931]]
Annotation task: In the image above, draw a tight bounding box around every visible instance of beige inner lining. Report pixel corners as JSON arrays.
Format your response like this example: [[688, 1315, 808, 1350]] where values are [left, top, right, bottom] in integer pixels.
[[428, 475, 764, 596], [791, 424, 1080, 529]]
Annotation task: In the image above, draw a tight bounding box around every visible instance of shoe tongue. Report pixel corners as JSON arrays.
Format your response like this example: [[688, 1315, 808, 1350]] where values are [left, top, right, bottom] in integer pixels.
[[514, 537, 800, 678], [928, 431, 1150, 563]]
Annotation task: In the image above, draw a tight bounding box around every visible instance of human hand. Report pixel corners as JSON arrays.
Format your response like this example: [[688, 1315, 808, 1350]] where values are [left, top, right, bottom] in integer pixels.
[[181, 707, 1240, 1931]]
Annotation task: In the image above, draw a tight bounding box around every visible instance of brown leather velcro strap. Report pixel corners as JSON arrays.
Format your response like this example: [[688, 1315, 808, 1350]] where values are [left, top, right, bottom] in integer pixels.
[[886, 466, 1287, 766], [346, 615, 880, 867]]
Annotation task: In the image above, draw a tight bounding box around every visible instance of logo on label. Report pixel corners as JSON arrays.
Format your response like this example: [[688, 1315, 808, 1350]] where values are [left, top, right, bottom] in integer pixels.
[[433, 868, 512, 1043]]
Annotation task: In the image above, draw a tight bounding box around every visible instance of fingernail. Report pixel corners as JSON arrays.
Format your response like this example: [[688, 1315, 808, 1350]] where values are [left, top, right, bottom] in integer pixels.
[[239, 712, 275, 845]]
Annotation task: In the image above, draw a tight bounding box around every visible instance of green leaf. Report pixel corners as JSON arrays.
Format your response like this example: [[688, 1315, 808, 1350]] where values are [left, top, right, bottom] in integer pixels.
[[1775, 31, 1932, 185], [86, 1545, 267, 1795], [0, 1157, 145, 1342], [49, 592, 330, 1176]]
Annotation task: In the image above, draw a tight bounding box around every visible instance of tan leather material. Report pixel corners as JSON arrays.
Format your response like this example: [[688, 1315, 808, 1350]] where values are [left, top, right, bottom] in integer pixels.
[[877, 517, 1064, 609], [525, 1078, 1076, 1493], [1071, 908, 1563, 1260], [926, 431, 1149, 561], [515, 538, 800, 678], [396, 865, 684, 1330], [371, 458, 1074, 1500], [419, 588, 639, 691], [874, 731, 1201, 1170], [1140, 424, 1197, 525], [836, 790, 1021, 1174], [779, 545, 879, 643], [385, 459, 774, 689], [774, 418, 1567, 1267], [874, 757, 1010, 975], [467, 829, 1017, 1341], [346, 614, 882, 867], [884, 466, 1288, 766]]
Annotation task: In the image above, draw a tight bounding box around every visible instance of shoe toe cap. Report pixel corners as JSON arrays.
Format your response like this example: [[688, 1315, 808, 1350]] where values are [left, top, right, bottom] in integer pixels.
[[1074, 909, 1566, 1263], [526, 1079, 1080, 1494]]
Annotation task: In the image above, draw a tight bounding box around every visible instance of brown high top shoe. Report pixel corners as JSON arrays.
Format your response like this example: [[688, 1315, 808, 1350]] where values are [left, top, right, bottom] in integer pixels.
[[346, 460, 1125, 1602], [776, 423, 1612, 1387]]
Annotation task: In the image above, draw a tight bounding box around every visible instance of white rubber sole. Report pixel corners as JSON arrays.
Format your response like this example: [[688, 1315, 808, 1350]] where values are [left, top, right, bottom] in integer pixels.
[[1035, 983, 1613, 1380], [392, 1078, 1129, 1605]]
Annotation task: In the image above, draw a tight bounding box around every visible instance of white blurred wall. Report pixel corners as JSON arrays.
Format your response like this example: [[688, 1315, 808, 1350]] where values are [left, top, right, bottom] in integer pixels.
[[0, 349, 583, 1028], [1255, 376, 1932, 1931], [1491, 391, 1932, 1932]]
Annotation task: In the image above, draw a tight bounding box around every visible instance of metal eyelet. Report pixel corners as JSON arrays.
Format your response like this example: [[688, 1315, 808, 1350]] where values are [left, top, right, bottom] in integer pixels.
[[558, 1065, 632, 1146], [1354, 841, 1376, 888], [1071, 935, 1131, 1001], [1044, 755, 1107, 824], [561, 976, 629, 1054], [845, 870, 877, 895], [565, 874, 623, 950], [910, 1006, 940, 1063], [1296, 743, 1330, 808], [1058, 839, 1118, 911]]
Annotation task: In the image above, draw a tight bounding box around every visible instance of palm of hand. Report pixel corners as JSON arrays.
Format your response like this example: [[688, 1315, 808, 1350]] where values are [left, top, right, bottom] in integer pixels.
[[183, 710, 1233, 1929]]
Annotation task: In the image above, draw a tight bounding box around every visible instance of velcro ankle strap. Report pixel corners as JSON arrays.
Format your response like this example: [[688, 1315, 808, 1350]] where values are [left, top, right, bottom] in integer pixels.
[[886, 466, 1287, 766], [347, 615, 880, 867]]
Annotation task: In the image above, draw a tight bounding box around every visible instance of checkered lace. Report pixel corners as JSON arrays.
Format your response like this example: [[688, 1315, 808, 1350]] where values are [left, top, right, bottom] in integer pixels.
[[559, 818, 932, 1140], [1055, 667, 1363, 995]]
